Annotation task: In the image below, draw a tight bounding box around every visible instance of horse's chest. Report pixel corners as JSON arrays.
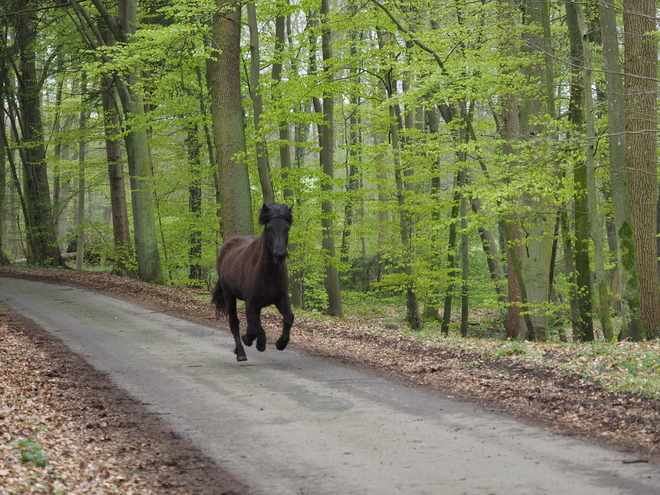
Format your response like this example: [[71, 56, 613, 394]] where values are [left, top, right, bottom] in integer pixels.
[[251, 283, 280, 306], [246, 270, 285, 306]]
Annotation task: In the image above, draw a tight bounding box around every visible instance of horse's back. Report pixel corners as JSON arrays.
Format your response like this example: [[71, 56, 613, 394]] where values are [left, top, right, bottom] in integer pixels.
[[216, 236, 258, 275]]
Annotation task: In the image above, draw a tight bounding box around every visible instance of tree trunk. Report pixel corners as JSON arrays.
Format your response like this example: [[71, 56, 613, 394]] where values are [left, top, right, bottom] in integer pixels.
[[623, 0, 660, 339], [208, 5, 254, 239], [566, 0, 594, 341], [187, 123, 203, 284], [561, 212, 581, 340], [0, 90, 6, 264], [75, 76, 87, 271], [319, 0, 342, 317], [573, 0, 614, 340], [519, 0, 554, 341], [460, 169, 469, 338], [100, 67, 135, 277], [117, 0, 163, 283], [14, 10, 62, 266], [247, 1, 274, 205], [441, 182, 461, 336]]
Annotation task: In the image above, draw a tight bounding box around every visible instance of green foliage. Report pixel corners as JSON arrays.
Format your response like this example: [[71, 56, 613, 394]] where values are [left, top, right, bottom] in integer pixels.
[[12, 438, 50, 468], [0, 0, 637, 333]]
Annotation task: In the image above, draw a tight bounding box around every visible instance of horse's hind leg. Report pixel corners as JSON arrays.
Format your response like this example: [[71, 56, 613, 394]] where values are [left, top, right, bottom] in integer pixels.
[[275, 296, 294, 351], [226, 296, 247, 362], [243, 304, 266, 352]]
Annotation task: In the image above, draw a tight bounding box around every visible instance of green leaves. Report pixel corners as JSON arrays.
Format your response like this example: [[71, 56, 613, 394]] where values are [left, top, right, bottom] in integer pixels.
[[12, 438, 50, 468]]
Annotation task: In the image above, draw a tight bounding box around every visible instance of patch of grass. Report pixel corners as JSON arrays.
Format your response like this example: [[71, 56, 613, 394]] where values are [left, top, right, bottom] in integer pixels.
[[341, 291, 405, 320], [490, 341, 528, 358]]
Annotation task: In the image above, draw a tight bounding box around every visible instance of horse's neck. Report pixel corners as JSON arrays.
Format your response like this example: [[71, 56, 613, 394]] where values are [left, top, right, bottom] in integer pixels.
[[256, 236, 285, 275]]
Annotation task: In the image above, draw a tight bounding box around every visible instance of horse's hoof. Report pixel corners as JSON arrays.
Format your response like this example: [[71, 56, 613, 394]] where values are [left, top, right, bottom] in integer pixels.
[[256, 343, 266, 352], [242, 334, 253, 347], [236, 354, 247, 362], [276, 338, 289, 351]]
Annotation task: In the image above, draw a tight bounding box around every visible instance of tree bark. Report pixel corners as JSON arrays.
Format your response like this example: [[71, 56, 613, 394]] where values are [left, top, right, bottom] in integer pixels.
[[13, 9, 62, 266], [460, 169, 469, 338], [100, 81, 135, 277], [624, 0, 660, 339], [75, 76, 87, 271], [573, 0, 613, 340], [99, 26, 135, 277], [519, 0, 554, 341], [247, 1, 274, 205], [441, 182, 461, 336], [566, 0, 594, 341], [116, 0, 163, 283], [208, 5, 254, 239], [319, 0, 343, 317], [187, 123, 203, 284]]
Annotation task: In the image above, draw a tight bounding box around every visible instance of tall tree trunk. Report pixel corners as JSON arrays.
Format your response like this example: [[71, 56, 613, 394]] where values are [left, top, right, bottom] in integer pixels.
[[598, 0, 643, 340], [497, 0, 523, 339], [14, 9, 62, 266], [188, 123, 203, 284], [75, 76, 87, 271], [319, 0, 342, 316], [272, 4, 304, 308], [116, 0, 163, 283], [208, 5, 254, 239], [561, 211, 581, 339], [100, 78, 135, 277], [459, 169, 469, 337], [623, 0, 660, 339], [519, 0, 554, 341], [441, 181, 461, 336], [566, 0, 594, 341], [573, 0, 614, 339], [0, 92, 6, 265], [247, 1, 274, 205]]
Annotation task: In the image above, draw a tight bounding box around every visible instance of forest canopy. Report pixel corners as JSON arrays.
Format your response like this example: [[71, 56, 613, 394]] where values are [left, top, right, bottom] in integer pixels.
[[1, 0, 659, 342]]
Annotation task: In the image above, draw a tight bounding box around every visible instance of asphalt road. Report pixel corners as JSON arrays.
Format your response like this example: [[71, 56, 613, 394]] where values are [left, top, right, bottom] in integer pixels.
[[1, 277, 658, 495]]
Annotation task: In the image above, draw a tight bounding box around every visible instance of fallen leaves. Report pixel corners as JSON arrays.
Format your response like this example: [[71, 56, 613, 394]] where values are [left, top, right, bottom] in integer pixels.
[[0, 305, 248, 494]]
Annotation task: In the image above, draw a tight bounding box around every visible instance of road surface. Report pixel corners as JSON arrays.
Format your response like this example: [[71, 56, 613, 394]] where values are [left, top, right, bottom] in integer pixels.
[[0, 277, 658, 494]]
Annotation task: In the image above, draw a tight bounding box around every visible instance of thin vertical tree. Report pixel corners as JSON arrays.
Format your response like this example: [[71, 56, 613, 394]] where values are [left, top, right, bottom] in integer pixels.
[[247, 1, 274, 205], [319, 0, 342, 316], [565, 0, 594, 341]]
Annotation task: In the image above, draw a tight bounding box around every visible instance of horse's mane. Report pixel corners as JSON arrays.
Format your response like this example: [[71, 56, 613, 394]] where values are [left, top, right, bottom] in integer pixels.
[[259, 203, 293, 226]]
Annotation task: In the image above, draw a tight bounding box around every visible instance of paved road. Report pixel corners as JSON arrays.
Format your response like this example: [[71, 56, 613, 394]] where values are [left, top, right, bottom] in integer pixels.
[[0, 277, 658, 494]]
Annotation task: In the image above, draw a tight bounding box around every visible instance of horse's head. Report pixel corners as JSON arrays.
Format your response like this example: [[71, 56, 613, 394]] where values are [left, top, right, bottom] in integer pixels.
[[259, 203, 293, 264]]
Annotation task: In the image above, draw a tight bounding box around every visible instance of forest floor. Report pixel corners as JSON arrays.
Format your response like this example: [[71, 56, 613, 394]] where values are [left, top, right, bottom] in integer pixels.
[[0, 266, 659, 494]]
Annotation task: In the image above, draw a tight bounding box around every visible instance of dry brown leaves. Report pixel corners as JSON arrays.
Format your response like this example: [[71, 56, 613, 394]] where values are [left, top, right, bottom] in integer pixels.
[[0, 271, 248, 495]]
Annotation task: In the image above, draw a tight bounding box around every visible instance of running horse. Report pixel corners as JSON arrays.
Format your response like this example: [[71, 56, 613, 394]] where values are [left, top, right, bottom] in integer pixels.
[[212, 203, 294, 362]]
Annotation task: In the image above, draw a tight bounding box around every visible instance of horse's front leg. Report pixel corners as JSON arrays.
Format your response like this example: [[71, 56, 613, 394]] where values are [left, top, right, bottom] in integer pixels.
[[275, 296, 294, 351], [242, 304, 267, 352], [226, 296, 247, 362]]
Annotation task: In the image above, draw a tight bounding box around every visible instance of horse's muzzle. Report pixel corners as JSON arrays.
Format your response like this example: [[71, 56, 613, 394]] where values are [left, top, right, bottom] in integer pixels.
[[273, 252, 287, 264]]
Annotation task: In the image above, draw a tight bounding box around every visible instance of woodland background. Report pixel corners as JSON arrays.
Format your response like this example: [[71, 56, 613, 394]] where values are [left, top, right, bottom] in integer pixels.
[[1, 0, 660, 342]]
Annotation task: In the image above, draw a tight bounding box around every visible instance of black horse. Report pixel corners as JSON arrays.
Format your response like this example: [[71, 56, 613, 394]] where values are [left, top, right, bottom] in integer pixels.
[[212, 203, 294, 362]]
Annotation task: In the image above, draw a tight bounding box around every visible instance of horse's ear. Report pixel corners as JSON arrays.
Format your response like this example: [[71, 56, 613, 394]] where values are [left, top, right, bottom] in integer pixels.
[[259, 204, 269, 225]]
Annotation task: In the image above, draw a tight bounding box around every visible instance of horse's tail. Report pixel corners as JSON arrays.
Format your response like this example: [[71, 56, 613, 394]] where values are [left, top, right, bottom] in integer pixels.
[[211, 279, 226, 316]]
